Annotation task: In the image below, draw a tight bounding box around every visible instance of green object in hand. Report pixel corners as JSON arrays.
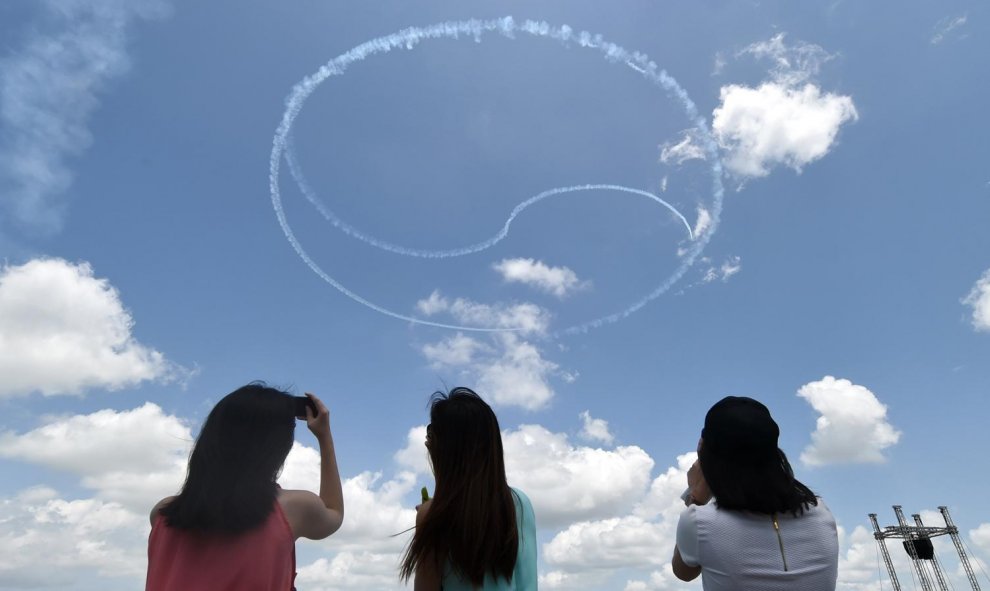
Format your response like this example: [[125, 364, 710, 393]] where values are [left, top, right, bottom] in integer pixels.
[[421, 486, 430, 503]]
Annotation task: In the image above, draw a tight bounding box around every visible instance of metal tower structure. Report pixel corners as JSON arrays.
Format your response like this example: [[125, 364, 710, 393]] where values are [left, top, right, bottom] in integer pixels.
[[869, 505, 982, 591]]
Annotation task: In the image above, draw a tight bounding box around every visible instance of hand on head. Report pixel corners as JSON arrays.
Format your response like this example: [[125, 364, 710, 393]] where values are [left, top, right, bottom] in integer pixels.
[[304, 393, 331, 439]]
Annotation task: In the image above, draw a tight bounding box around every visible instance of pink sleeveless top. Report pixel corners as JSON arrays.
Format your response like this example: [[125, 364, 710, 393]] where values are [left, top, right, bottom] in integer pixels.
[[146, 502, 296, 591]]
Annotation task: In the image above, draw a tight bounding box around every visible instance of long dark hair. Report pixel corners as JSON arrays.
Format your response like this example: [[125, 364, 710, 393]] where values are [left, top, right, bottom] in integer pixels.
[[400, 387, 518, 586], [159, 383, 296, 534], [700, 444, 818, 516]]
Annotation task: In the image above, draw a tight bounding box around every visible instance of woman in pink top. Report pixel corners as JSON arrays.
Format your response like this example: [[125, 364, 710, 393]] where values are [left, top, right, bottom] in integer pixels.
[[146, 383, 345, 591]]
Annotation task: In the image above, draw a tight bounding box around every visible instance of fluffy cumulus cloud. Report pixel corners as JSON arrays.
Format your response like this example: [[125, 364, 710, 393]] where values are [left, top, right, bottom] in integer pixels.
[[296, 552, 407, 591], [0, 0, 170, 234], [0, 402, 192, 511], [504, 425, 655, 527], [713, 34, 857, 179], [797, 376, 901, 466], [544, 453, 697, 589], [0, 487, 150, 589], [0, 402, 193, 589], [579, 411, 615, 445], [493, 258, 590, 298], [963, 269, 990, 332], [0, 258, 180, 398], [420, 331, 561, 411], [971, 522, 990, 555], [714, 83, 858, 178], [393, 425, 431, 475]]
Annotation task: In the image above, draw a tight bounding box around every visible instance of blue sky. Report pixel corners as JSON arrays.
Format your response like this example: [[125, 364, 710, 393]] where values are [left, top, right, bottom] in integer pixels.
[[1, 1, 988, 589]]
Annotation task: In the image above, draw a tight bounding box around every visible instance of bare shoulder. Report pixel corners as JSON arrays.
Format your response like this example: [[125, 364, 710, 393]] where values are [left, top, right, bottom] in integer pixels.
[[150, 496, 177, 527]]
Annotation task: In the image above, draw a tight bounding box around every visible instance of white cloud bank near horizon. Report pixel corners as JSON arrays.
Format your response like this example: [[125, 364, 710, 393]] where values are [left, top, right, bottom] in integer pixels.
[[0, 0, 170, 234], [2, 400, 981, 591], [0, 258, 181, 398], [713, 34, 858, 180], [798, 376, 901, 466]]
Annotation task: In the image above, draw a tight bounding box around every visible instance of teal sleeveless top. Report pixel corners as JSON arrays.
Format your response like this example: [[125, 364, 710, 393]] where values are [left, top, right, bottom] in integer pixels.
[[441, 488, 538, 591]]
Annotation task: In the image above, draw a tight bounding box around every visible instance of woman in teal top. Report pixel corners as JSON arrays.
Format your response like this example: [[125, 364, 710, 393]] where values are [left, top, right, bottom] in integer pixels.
[[400, 388, 538, 590]]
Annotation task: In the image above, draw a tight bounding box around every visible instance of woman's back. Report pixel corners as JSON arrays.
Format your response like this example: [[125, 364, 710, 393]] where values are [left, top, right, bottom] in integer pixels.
[[677, 497, 838, 591], [440, 488, 538, 591], [146, 501, 295, 591]]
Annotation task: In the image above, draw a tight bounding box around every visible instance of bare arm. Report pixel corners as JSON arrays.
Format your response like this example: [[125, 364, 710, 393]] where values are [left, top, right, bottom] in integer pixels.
[[413, 500, 441, 591], [281, 393, 344, 540], [672, 546, 702, 582]]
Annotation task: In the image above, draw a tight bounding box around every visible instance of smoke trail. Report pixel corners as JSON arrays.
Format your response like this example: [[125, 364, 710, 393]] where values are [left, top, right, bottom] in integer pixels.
[[285, 141, 693, 257], [270, 17, 725, 335]]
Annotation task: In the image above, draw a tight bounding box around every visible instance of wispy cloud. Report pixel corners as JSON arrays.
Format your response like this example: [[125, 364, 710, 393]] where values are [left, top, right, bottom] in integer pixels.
[[714, 34, 858, 180], [963, 269, 990, 332], [659, 129, 707, 166], [931, 14, 968, 45], [416, 290, 552, 335], [492, 258, 590, 298], [699, 255, 742, 283], [0, 0, 170, 234]]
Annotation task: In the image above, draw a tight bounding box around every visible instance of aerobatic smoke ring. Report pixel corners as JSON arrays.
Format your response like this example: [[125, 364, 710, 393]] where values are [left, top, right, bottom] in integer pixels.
[[270, 17, 725, 335]]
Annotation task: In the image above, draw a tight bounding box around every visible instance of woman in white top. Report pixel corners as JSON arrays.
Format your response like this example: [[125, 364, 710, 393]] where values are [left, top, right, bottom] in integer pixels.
[[672, 396, 838, 591]]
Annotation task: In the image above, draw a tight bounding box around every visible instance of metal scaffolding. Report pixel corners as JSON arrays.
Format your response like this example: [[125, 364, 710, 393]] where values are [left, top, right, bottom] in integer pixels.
[[869, 505, 982, 591]]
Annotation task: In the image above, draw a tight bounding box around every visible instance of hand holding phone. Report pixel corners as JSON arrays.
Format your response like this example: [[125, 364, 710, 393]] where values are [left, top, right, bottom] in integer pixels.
[[294, 396, 318, 419]]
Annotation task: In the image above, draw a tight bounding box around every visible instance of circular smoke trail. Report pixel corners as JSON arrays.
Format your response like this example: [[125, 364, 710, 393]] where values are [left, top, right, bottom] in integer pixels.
[[270, 17, 725, 335]]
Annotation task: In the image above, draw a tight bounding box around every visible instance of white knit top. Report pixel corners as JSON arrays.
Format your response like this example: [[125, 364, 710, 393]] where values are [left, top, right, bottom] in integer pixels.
[[676, 499, 838, 591]]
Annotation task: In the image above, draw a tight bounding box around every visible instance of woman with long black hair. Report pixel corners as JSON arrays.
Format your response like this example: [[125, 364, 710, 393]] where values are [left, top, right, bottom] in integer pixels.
[[146, 383, 344, 591], [672, 396, 838, 590], [400, 387, 538, 590]]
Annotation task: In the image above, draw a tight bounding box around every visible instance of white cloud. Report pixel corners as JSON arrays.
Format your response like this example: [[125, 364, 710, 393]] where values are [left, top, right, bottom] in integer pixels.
[[504, 425, 655, 527], [296, 552, 407, 591], [738, 33, 834, 86], [798, 376, 901, 466], [420, 332, 560, 411], [0, 487, 148, 589], [713, 82, 858, 178], [659, 130, 707, 166], [0, 402, 191, 511], [693, 207, 712, 239], [701, 255, 742, 283], [579, 411, 615, 445], [0, 0, 170, 233], [932, 14, 968, 45], [963, 269, 990, 332], [493, 258, 590, 298], [539, 453, 695, 586], [477, 334, 558, 410], [393, 425, 431, 475], [714, 34, 857, 180], [0, 258, 180, 397], [281, 445, 419, 553], [416, 290, 551, 335], [421, 332, 487, 368], [971, 522, 990, 555]]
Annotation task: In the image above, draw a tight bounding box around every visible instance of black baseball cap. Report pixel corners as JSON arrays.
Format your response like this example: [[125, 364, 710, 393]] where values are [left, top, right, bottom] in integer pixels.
[[702, 396, 780, 459]]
